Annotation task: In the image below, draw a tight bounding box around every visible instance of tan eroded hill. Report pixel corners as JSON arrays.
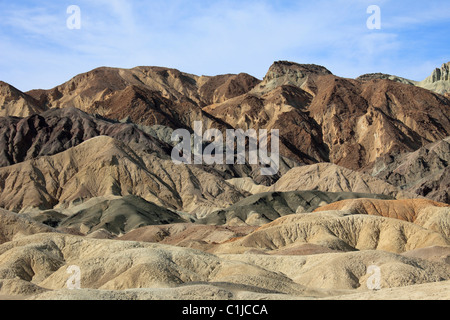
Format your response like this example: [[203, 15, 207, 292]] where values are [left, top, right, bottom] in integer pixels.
[[205, 61, 450, 170], [0, 81, 46, 117], [270, 163, 418, 199], [118, 223, 257, 251], [213, 210, 450, 254], [0, 233, 320, 298], [25, 67, 260, 129], [0, 136, 245, 215], [28, 67, 260, 109], [0, 208, 55, 244]]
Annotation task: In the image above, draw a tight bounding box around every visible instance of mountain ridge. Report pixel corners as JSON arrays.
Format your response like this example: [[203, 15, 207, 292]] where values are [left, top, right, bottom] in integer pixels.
[[0, 60, 449, 186]]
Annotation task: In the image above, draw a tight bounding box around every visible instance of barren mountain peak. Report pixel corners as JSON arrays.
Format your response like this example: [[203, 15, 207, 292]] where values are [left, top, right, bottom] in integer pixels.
[[265, 60, 332, 79], [248, 60, 334, 97]]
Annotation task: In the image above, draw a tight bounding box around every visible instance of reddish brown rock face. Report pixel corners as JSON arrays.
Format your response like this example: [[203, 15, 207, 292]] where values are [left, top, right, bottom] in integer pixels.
[[2, 61, 449, 172], [206, 61, 450, 170]]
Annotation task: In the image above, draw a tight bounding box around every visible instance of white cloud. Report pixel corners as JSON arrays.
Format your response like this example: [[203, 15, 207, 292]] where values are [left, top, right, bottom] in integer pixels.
[[0, 0, 448, 90]]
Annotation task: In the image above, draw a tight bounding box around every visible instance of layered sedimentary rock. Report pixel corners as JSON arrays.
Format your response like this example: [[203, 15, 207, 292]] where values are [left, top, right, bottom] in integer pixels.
[[418, 62, 450, 95]]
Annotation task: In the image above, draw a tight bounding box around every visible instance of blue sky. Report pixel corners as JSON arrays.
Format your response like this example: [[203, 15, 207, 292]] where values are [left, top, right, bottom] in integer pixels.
[[0, 0, 449, 91]]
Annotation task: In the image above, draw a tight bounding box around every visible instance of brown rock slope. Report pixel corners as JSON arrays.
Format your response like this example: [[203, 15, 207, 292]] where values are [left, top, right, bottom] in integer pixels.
[[198, 190, 393, 227], [118, 223, 257, 252], [402, 246, 450, 264], [28, 67, 260, 109], [26, 67, 260, 129], [0, 107, 293, 193], [328, 280, 450, 300], [220, 250, 450, 291], [0, 233, 320, 298], [415, 167, 450, 204], [414, 206, 450, 239], [203, 83, 330, 163], [314, 71, 449, 170], [356, 73, 416, 85], [56, 195, 187, 236], [205, 61, 450, 170], [0, 136, 245, 215]]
